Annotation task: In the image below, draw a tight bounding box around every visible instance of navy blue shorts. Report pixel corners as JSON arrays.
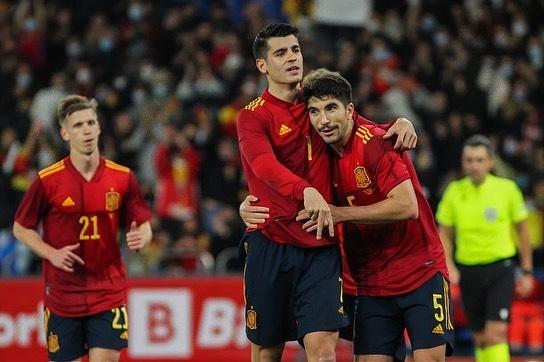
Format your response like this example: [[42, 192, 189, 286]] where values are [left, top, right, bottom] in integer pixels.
[[458, 258, 515, 331], [242, 231, 349, 346], [341, 294, 406, 361], [44, 305, 128, 361], [353, 273, 454, 356], [339, 293, 356, 341]]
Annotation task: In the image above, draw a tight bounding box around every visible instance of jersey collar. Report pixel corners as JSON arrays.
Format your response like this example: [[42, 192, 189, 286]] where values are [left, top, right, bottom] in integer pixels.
[[64, 156, 106, 183]]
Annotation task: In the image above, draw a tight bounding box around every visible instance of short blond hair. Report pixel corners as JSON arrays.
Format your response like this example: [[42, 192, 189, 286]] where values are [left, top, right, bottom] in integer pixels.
[[57, 95, 98, 127]]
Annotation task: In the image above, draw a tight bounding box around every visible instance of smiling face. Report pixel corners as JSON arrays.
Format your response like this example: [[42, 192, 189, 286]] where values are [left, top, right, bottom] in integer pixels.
[[307, 95, 354, 149], [60, 108, 101, 156], [256, 34, 303, 87], [462, 145, 494, 185]]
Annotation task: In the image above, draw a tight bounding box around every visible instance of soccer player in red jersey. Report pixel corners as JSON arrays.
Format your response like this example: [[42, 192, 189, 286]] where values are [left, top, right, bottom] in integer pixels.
[[297, 69, 453, 362], [237, 23, 347, 362], [238, 23, 418, 362], [13, 95, 152, 362]]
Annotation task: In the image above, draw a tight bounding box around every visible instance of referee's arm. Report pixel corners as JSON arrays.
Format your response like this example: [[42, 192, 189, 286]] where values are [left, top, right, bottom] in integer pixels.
[[515, 219, 534, 297]]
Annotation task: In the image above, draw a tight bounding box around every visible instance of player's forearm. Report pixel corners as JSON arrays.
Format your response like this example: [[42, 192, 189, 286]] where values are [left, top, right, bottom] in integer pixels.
[[516, 220, 533, 271], [13, 222, 57, 261], [250, 153, 311, 200], [334, 180, 418, 224], [333, 198, 417, 225]]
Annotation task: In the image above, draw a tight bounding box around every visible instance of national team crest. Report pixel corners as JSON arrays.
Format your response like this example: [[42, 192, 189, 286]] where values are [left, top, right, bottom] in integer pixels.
[[105, 191, 120, 211], [354, 166, 371, 188], [48, 333, 60, 353], [246, 309, 257, 330]]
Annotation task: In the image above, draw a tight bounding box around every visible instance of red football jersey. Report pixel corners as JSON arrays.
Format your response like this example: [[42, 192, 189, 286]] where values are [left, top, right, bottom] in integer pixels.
[[237, 90, 335, 248], [14, 157, 152, 317], [332, 114, 448, 296]]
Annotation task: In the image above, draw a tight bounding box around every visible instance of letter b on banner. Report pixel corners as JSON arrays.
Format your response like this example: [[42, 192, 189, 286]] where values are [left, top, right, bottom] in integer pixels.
[[129, 289, 192, 358]]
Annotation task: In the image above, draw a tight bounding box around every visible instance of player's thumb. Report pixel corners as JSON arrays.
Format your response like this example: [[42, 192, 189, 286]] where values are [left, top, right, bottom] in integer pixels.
[[246, 194, 258, 202], [130, 221, 138, 231]]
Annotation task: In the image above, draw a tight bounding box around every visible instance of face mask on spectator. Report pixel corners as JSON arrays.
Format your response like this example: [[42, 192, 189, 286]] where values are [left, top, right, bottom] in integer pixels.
[[16, 73, 32, 88], [132, 88, 146, 105], [528, 45, 543, 67], [67, 41, 82, 58], [434, 31, 449, 48], [99, 37, 114, 52], [128, 4, 145, 22], [498, 62, 513, 78], [512, 21, 528, 38], [76, 68, 91, 84], [24, 18, 37, 32], [153, 84, 169, 98]]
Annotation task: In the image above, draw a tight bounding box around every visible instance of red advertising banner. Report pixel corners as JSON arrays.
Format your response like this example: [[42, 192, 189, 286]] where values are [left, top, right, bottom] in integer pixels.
[[1, 277, 542, 361], [0, 277, 317, 361]]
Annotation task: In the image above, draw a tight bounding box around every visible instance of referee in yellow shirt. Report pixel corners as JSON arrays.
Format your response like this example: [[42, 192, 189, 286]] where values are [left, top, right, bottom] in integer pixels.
[[436, 134, 534, 362]]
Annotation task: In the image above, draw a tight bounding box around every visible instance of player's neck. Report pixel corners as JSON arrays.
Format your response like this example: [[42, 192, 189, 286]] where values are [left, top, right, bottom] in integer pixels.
[[267, 81, 300, 103], [70, 151, 100, 181], [331, 121, 354, 157]]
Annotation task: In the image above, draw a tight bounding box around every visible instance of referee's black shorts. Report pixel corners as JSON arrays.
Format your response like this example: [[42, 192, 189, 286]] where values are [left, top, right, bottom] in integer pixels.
[[458, 258, 515, 331]]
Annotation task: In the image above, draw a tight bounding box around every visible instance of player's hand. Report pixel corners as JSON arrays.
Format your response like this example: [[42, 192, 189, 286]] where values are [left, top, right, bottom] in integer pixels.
[[297, 206, 339, 232], [126, 221, 145, 251], [383, 117, 417, 151], [239, 195, 269, 228], [49, 243, 84, 272], [516, 274, 535, 298], [302, 187, 334, 239]]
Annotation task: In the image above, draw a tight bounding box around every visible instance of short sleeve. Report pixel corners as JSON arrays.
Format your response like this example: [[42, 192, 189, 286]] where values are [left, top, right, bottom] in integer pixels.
[[509, 182, 528, 223], [436, 184, 456, 227], [14, 178, 48, 229]]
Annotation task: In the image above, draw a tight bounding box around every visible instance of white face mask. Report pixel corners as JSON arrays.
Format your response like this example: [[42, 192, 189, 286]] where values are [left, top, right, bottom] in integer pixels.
[[76, 68, 91, 84], [132, 88, 146, 105], [128, 4, 145, 22], [16, 73, 32, 88], [24, 18, 37, 32], [66, 41, 82, 58]]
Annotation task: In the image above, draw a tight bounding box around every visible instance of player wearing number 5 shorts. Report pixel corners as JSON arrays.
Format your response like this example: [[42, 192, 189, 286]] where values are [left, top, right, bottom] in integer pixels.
[[13, 95, 152, 362], [297, 69, 454, 361]]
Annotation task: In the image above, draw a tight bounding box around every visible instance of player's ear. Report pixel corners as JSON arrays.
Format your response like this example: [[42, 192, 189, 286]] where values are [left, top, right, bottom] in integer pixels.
[[256, 58, 267, 75], [346, 103, 354, 119], [60, 126, 69, 141]]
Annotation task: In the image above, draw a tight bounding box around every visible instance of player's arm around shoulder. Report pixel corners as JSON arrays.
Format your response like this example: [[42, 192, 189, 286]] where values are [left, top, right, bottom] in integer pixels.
[[331, 179, 418, 225]]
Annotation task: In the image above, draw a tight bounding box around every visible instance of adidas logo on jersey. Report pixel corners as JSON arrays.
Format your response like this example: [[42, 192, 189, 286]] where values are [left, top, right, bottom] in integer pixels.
[[432, 324, 444, 334], [279, 124, 292, 136], [62, 196, 75, 207]]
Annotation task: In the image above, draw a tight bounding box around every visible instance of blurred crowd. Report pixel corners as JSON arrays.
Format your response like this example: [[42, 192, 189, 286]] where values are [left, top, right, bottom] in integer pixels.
[[0, 0, 543, 277]]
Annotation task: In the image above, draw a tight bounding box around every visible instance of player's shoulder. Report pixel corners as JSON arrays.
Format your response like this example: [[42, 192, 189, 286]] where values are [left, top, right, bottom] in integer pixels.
[[104, 159, 131, 174], [38, 159, 66, 180], [353, 119, 386, 148], [237, 96, 270, 124], [240, 96, 267, 114]]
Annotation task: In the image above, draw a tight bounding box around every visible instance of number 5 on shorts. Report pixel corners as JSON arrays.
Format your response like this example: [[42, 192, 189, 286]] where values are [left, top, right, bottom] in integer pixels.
[[432, 294, 444, 321]]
